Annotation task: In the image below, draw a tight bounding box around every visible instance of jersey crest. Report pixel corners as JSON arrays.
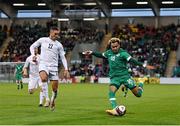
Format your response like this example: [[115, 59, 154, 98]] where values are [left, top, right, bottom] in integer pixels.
[[110, 56, 116, 61]]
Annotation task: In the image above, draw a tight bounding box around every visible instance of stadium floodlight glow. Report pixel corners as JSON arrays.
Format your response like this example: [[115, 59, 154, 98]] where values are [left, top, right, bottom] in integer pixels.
[[60, 3, 75, 6], [84, 2, 97, 5], [162, 1, 174, 4], [111, 2, 123, 5], [13, 3, 24, 6], [58, 18, 69, 21], [136, 1, 148, 5], [83, 18, 95, 21], [37, 3, 46, 6]]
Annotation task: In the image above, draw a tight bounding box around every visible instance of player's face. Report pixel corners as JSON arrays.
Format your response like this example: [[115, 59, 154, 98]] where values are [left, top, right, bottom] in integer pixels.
[[111, 42, 120, 53], [50, 29, 60, 41], [17, 60, 21, 64], [34, 48, 38, 55]]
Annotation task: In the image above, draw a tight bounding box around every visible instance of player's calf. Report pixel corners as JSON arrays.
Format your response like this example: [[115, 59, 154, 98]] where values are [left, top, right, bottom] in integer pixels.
[[51, 90, 57, 100], [131, 83, 144, 97], [50, 91, 57, 111]]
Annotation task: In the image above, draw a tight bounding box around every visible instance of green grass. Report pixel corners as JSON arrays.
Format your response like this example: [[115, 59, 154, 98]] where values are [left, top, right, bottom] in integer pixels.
[[0, 83, 180, 125]]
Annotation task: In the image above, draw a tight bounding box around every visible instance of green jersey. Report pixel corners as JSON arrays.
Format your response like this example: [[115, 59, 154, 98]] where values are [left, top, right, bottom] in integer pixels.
[[15, 64, 23, 75], [92, 48, 144, 89], [15, 64, 23, 81], [92, 48, 144, 79], [102, 48, 131, 78]]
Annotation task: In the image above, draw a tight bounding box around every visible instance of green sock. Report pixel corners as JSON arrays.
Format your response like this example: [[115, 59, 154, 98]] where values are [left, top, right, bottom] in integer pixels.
[[124, 87, 128, 97], [109, 91, 117, 109], [21, 83, 23, 89], [137, 83, 144, 97], [17, 84, 20, 90], [138, 82, 144, 89]]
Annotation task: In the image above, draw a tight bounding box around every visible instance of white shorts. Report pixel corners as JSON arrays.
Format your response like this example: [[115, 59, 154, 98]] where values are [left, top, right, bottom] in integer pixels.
[[39, 63, 59, 81], [28, 77, 41, 90]]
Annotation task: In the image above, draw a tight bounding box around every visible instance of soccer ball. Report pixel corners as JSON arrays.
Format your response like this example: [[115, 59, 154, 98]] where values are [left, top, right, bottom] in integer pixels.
[[115, 105, 126, 116]]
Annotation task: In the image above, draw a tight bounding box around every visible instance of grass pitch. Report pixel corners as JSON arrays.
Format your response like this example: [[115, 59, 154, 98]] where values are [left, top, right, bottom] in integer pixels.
[[0, 83, 180, 125]]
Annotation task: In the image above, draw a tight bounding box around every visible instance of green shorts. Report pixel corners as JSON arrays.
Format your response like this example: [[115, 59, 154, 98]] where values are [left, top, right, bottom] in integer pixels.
[[16, 74, 22, 81], [110, 76, 136, 90]]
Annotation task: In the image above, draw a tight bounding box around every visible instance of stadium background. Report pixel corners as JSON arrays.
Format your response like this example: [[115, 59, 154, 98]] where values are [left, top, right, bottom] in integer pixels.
[[0, 0, 180, 125]]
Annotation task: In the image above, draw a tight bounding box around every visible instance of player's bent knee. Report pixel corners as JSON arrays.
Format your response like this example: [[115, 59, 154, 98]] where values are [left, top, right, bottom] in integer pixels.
[[131, 87, 142, 97], [40, 77, 47, 82], [40, 71, 48, 82], [136, 90, 143, 97]]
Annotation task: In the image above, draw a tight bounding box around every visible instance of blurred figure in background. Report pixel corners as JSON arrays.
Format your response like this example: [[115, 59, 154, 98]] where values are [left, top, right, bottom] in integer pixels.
[[23, 48, 50, 107], [14, 60, 23, 90]]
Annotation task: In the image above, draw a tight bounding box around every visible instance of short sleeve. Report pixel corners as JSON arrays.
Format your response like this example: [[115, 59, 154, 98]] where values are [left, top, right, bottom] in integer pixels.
[[102, 50, 110, 58], [58, 43, 65, 56], [122, 51, 132, 61], [24, 57, 30, 68]]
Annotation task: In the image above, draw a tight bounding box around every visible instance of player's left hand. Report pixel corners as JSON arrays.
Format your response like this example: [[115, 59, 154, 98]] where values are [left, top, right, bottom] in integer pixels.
[[23, 70, 28, 77], [146, 65, 156, 70], [64, 70, 70, 78]]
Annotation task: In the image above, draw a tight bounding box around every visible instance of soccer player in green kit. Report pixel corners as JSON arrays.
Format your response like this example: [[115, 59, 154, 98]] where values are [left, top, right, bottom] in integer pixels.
[[15, 60, 23, 89], [83, 37, 155, 116]]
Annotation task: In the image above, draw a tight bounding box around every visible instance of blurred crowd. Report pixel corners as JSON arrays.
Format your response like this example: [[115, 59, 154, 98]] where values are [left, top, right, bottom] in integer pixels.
[[69, 23, 180, 79], [0, 25, 7, 47], [0, 22, 180, 79], [0, 22, 104, 62], [110, 23, 180, 77]]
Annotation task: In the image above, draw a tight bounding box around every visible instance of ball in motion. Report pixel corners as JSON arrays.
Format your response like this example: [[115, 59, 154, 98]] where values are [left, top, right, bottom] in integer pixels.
[[115, 105, 126, 116]]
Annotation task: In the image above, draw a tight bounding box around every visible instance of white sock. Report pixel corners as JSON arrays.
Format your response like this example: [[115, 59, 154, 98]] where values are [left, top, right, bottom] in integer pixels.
[[44, 83, 50, 101], [51, 90, 57, 102], [39, 91, 44, 104]]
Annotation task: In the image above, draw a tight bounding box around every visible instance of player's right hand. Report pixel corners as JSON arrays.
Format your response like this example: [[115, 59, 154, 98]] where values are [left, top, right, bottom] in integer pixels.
[[64, 70, 70, 79], [146, 65, 156, 70], [23, 72, 28, 77], [23, 70, 28, 77], [82, 50, 93, 55]]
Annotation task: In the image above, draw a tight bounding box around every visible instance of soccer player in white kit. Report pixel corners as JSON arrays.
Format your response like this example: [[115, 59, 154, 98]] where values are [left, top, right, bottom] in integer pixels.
[[30, 27, 69, 110], [23, 48, 50, 107]]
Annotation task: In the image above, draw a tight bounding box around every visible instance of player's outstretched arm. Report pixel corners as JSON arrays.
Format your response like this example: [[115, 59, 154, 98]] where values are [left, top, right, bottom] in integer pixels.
[[82, 50, 105, 58], [129, 58, 156, 70]]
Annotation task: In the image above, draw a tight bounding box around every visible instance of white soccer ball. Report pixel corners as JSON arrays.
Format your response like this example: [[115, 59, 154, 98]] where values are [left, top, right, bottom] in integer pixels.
[[115, 105, 126, 116]]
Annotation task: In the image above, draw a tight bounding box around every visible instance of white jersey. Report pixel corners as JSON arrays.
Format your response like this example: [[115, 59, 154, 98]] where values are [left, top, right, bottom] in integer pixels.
[[30, 37, 67, 71], [24, 55, 40, 78]]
